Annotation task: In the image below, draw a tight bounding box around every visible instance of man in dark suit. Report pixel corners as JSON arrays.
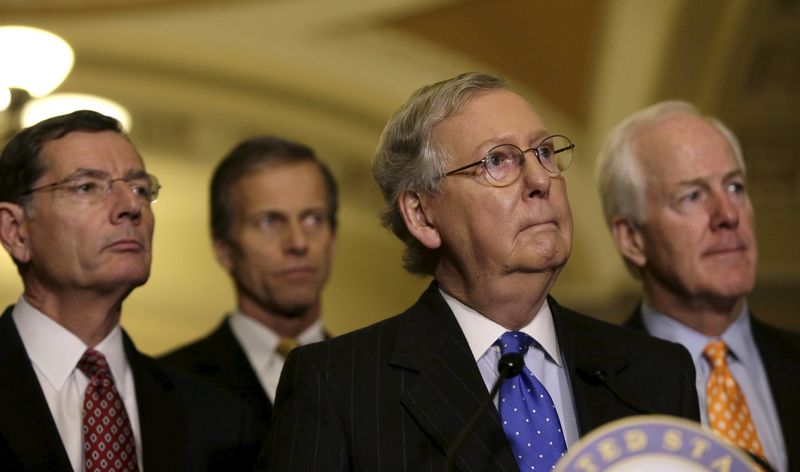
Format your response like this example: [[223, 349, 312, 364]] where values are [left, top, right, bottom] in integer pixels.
[[265, 73, 700, 471], [0, 110, 260, 471], [596, 100, 799, 471], [161, 136, 338, 437]]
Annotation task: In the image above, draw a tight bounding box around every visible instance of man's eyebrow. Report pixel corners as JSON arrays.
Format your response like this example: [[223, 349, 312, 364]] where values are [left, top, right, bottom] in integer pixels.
[[62, 168, 110, 180], [722, 169, 745, 181], [124, 169, 150, 180], [476, 129, 551, 151], [60, 168, 149, 180], [675, 168, 745, 188]]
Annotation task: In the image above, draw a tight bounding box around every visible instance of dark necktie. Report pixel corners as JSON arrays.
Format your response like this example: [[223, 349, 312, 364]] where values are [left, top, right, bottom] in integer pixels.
[[496, 331, 567, 471], [77, 349, 139, 472]]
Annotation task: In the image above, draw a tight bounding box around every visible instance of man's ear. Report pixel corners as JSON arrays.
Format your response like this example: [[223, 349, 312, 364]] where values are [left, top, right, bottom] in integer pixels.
[[610, 216, 647, 268], [398, 190, 441, 250], [212, 237, 234, 272], [0, 203, 31, 264]]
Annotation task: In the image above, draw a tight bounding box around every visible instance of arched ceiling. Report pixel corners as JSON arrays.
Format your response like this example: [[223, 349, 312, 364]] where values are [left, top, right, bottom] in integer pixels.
[[1, 0, 797, 353]]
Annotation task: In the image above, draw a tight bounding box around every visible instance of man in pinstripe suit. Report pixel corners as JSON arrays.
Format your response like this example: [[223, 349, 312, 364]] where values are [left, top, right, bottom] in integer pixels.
[[265, 73, 699, 471]]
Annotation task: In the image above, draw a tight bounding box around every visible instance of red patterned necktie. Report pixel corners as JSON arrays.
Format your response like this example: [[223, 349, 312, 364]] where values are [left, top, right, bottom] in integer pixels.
[[77, 349, 139, 472]]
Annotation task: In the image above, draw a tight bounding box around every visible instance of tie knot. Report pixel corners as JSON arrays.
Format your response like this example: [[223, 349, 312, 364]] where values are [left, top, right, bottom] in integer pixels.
[[703, 340, 729, 367], [276, 337, 299, 359], [77, 348, 110, 379], [496, 331, 533, 356]]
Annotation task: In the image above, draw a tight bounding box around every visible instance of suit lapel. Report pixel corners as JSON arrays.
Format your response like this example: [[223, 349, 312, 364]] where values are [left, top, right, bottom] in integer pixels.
[[124, 333, 185, 471], [551, 298, 632, 435], [199, 320, 271, 415], [0, 307, 73, 470], [750, 317, 800, 469], [392, 284, 519, 472]]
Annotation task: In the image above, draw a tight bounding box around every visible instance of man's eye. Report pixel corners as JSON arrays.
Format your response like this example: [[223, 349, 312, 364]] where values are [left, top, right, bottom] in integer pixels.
[[129, 181, 152, 198], [728, 182, 745, 194], [537, 144, 555, 160], [683, 191, 701, 202], [486, 151, 515, 169], [486, 153, 504, 168], [72, 180, 101, 194], [302, 213, 326, 230]]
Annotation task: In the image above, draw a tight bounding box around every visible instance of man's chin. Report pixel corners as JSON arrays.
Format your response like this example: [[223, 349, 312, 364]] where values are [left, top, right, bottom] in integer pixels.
[[272, 296, 318, 319], [90, 272, 150, 296]]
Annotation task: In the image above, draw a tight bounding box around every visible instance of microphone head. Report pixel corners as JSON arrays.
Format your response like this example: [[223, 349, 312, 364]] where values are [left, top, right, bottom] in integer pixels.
[[498, 352, 524, 378]]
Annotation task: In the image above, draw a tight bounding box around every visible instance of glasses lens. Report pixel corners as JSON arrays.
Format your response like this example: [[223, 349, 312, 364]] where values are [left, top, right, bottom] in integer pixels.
[[484, 144, 523, 182], [537, 135, 573, 174], [148, 174, 161, 202], [128, 174, 160, 203]]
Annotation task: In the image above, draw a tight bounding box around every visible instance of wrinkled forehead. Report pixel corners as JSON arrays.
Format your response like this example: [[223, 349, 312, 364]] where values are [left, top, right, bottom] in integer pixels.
[[433, 89, 548, 152], [40, 130, 144, 176], [635, 114, 741, 185]]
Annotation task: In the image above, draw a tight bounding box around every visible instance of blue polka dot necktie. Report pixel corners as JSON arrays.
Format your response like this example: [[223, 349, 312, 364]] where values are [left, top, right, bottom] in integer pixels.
[[496, 331, 566, 471]]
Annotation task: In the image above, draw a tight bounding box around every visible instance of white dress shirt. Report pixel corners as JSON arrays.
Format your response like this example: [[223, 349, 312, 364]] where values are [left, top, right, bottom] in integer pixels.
[[641, 301, 787, 472], [228, 311, 325, 401], [12, 296, 142, 472], [440, 290, 580, 448]]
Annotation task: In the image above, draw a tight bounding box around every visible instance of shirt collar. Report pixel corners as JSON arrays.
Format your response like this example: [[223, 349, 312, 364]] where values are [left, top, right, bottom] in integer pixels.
[[12, 296, 129, 390], [641, 300, 754, 366], [229, 310, 325, 361], [439, 289, 562, 366]]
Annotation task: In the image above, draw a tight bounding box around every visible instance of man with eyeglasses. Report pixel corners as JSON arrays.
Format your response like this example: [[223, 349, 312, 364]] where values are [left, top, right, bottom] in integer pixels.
[[0, 110, 260, 471], [264, 73, 699, 471], [596, 101, 799, 472]]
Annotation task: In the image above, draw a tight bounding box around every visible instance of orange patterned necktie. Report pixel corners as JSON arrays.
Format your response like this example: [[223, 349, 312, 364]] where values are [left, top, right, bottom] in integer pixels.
[[704, 340, 765, 460]]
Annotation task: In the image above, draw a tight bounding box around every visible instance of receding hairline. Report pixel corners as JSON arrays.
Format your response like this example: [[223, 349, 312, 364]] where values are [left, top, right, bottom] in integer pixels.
[[428, 88, 548, 164]]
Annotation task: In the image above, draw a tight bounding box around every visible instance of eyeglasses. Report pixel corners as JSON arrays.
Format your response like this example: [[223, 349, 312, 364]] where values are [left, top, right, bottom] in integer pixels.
[[445, 134, 575, 185], [20, 172, 161, 204]]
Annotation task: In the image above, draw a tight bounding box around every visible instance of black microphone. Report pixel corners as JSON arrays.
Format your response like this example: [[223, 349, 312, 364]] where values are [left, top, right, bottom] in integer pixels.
[[443, 352, 525, 472]]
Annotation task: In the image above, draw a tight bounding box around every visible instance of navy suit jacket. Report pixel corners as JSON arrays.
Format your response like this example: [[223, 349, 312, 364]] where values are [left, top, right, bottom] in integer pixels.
[[264, 283, 700, 471], [160, 317, 273, 437], [625, 308, 800, 471], [0, 307, 261, 472]]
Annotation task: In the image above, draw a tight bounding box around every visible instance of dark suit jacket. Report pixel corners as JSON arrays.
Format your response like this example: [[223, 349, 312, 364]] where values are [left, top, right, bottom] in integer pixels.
[[625, 307, 800, 471], [0, 307, 261, 472], [264, 283, 700, 471], [160, 317, 272, 436]]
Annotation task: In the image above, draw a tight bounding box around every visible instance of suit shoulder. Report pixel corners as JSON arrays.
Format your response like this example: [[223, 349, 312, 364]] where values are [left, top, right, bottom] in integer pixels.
[[159, 320, 234, 369], [138, 351, 244, 406], [555, 303, 691, 357], [752, 317, 800, 355]]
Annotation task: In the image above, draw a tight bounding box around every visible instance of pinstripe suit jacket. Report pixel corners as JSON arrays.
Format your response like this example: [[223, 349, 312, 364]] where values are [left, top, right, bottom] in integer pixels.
[[625, 308, 800, 471], [265, 283, 699, 471]]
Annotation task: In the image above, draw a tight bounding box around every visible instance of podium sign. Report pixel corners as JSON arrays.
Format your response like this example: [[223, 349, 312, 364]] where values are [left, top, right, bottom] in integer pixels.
[[555, 415, 758, 472]]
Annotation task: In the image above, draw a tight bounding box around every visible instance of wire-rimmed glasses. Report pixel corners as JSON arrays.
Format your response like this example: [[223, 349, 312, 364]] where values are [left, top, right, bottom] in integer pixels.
[[20, 172, 161, 204], [445, 134, 574, 185]]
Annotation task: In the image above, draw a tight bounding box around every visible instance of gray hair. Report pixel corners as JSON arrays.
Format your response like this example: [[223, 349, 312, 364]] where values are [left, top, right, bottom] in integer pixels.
[[373, 72, 508, 275], [595, 100, 745, 276], [596, 100, 744, 227]]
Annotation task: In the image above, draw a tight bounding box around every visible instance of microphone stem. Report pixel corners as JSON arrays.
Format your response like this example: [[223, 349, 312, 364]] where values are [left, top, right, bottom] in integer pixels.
[[443, 379, 504, 472]]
